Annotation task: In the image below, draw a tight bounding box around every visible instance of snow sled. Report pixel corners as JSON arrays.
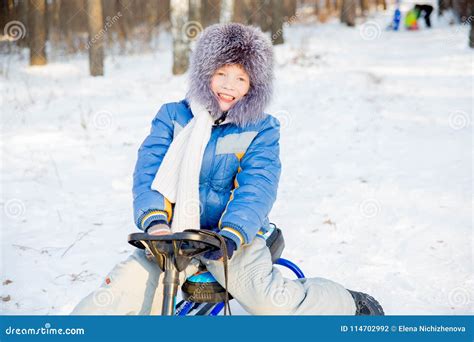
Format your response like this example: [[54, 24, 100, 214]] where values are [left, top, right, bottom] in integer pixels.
[[128, 224, 305, 315]]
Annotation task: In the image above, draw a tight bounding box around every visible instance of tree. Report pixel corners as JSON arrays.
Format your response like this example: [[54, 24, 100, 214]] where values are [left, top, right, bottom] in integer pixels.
[[283, 0, 297, 20], [340, 0, 356, 26], [376, 0, 387, 11], [220, 0, 234, 23], [171, 0, 189, 75], [86, 0, 104, 76], [200, 0, 220, 28], [260, 0, 273, 32], [469, 3, 473, 48], [271, 0, 284, 45], [438, 0, 453, 16], [233, 0, 255, 26], [189, 0, 202, 24], [146, 0, 160, 42], [326, 0, 333, 14], [28, 0, 47, 66], [360, 0, 369, 16]]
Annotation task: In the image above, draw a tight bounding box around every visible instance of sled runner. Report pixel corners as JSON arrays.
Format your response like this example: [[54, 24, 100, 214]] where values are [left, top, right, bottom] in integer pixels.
[[128, 224, 305, 316]]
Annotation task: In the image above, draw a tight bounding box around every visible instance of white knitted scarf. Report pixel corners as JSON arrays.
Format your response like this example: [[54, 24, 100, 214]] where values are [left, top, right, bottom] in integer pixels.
[[151, 102, 214, 232]]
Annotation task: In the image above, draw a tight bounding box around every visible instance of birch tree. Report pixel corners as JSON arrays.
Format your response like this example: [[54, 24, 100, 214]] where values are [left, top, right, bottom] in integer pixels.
[[171, 0, 190, 74], [220, 0, 234, 23]]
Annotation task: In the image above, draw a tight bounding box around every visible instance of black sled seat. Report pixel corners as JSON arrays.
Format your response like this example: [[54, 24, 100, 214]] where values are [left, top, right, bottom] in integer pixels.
[[181, 223, 285, 303]]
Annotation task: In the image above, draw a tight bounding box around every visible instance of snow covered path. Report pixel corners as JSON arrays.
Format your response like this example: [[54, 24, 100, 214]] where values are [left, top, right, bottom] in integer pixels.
[[1, 13, 472, 315]]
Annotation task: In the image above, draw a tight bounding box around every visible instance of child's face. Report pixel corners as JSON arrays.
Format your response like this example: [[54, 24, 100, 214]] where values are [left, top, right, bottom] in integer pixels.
[[210, 64, 250, 111]]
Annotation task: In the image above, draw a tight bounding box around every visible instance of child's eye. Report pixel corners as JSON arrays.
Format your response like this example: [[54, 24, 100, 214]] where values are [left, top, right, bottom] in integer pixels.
[[217, 72, 225, 76], [238, 77, 246, 82]]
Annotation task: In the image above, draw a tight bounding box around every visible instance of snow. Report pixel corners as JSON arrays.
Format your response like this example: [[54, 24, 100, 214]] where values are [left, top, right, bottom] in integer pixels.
[[1, 11, 472, 315]]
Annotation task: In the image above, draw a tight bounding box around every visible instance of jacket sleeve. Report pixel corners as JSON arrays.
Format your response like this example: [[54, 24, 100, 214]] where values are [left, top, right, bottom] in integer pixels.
[[132, 104, 174, 230], [218, 117, 281, 249]]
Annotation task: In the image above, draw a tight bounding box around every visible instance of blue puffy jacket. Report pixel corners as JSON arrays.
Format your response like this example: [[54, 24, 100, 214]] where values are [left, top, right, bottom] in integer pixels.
[[132, 100, 281, 249]]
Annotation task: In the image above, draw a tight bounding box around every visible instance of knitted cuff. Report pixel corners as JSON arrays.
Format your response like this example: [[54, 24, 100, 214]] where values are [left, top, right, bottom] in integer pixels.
[[220, 227, 244, 250], [139, 210, 169, 231]]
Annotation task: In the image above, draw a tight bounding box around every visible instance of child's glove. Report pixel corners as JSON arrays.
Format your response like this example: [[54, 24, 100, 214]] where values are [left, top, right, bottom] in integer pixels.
[[144, 220, 171, 263], [203, 236, 237, 261], [145, 219, 171, 236]]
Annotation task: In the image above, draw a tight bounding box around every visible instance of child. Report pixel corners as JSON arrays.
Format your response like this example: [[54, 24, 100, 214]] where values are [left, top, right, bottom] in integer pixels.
[[71, 23, 383, 315]]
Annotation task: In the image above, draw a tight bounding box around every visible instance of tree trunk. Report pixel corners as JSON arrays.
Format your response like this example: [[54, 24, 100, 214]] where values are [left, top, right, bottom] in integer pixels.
[[200, 0, 220, 28], [469, 3, 473, 48], [115, 0, 129, 52], [157, 0, 171, 23], [360, 0, 369, 15], [261, 0, 273, 31], [15, 0, 29, 47], [319, 0, 331, 22], [28, 0, 47, 65], [146, 0, 159, 42], [325, 0, 333, 13], [438, 0, 453, 16], [376, 0, 386, 11], [220, 0, 234, 23], [340, 0, 356, 26], [48, 0, 61, 49], [171, 0, 190, 75], [189, 0, 202, 23], [271, 0, 284, 44], [314, 0, 320, 16], [86, 0, 104, 76], [233, 0, 251, 25], [283, 0, 297, 20]]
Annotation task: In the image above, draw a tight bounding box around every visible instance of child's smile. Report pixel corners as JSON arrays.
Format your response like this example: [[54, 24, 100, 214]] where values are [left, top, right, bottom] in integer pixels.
[[211, 64, 250, 111]]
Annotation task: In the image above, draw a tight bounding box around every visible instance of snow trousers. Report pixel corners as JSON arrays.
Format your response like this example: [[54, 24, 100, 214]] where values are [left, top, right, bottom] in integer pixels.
[[71, 235, 356, 315]]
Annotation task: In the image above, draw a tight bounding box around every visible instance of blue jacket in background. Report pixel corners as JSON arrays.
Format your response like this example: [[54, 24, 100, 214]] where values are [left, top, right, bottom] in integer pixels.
[[132, 100, 281, 249]]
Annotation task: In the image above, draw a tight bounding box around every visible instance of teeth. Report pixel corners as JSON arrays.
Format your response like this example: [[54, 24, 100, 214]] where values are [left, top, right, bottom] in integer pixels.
[[219, 93, 234, 100]]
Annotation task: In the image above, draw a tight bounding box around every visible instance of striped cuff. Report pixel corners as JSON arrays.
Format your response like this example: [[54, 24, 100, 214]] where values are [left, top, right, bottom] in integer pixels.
[[139, 210, 169, 231], [220, 227, 245, 250]]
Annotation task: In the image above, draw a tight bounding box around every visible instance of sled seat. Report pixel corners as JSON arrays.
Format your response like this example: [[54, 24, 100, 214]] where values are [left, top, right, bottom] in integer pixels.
[[181, 223, 285, 303]]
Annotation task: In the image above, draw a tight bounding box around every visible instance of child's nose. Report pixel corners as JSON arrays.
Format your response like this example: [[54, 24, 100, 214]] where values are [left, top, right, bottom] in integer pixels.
[[222, 80, 235, 91]]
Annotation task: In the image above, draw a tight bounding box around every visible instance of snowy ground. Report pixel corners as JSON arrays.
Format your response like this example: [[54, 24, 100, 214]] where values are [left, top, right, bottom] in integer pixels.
[[1, 11, 472, 315]]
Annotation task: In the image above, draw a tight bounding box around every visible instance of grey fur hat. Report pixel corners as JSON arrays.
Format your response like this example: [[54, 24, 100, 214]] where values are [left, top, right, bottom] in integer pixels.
[[186, 23, 274, 127]]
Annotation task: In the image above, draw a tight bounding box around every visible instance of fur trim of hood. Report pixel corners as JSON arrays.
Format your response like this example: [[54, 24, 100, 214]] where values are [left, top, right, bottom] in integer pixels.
[[186, 23, 274, 127]]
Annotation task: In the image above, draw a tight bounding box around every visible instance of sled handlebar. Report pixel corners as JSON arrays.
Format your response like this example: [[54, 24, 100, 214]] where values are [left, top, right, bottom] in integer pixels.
[[128, 230, 222, 252]]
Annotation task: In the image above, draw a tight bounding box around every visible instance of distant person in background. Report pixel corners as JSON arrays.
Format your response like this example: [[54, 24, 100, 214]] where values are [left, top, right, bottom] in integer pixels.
[[415, 4, 434, 28], [405, 4, 434, 30], [404, 7, 419, 30]]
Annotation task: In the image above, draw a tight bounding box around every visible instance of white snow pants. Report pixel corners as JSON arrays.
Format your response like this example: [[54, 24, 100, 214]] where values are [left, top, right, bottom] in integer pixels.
[[71, 235, 356, 315]]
